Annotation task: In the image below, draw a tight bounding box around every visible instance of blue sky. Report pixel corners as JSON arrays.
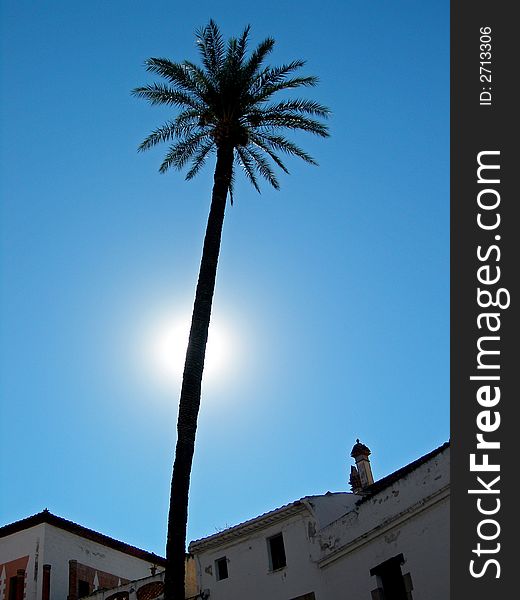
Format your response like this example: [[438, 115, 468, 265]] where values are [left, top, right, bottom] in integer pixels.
[[0, 1, 449, 554]]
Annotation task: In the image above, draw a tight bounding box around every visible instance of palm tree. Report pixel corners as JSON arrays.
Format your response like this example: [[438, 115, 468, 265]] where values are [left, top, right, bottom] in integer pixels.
[[133, 20, 329, 599]]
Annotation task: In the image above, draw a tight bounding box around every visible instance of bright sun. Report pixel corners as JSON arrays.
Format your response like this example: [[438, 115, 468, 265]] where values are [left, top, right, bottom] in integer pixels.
[[146, 312, 234, 388]]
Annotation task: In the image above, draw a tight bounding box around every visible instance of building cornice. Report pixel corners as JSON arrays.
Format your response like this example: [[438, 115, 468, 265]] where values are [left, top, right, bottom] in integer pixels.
[[189, 501, 307, 553], [318, 484, 450, 568]]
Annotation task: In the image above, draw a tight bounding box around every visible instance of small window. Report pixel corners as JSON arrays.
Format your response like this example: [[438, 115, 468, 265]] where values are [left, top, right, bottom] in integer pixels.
[[78, 580, 90, 598], [9, 577, 18, 600], [370, 554, 412, 600], [215, 557, 228, 581], [267, 533, 287, 571]]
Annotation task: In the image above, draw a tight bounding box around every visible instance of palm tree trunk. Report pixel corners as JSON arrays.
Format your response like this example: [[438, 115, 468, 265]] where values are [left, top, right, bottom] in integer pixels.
[[164, 144, 234, 600]]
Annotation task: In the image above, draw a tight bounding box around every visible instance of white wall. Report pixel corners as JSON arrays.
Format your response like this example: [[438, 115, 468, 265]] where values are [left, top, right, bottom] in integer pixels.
[[192, 447, 450, 600], [195, 512, 325, 600], [42, 524, 157, 600], [321, 497, 449, 599], [1, 524, 160, 600], [0, 523, 45, 600]]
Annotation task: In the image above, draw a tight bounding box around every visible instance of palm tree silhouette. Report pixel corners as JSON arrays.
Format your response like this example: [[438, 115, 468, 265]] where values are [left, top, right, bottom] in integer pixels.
[[133, 20, 329, 598]]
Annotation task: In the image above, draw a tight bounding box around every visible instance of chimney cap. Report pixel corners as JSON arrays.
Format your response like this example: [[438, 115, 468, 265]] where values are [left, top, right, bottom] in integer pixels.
[[351, 439, 371, 458]]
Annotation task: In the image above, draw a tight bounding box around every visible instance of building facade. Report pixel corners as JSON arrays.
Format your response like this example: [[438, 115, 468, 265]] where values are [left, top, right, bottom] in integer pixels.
[[2, 442, 449, 600], [0, 512, 169, 600], [189, 442, 449, 600]]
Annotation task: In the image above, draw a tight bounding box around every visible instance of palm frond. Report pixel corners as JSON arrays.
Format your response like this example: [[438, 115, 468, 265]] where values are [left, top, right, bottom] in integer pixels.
[[138, 121, 191, 152], [159, 132, 211, 173], [252, 60, 306, 88], [253, 133, 318, 165], [228, 166, 236, 205], [243, 37, 275, 79], [248, 133, 289, 173], [182, 61, 217, 99], [236, 25, 250, 65], [244, 146, 280, 189], [254, 113, 330, 137], [223, 25, 251, 70], [132, 84, 203, 110], [235, 147, 260, 192], [251, 76, 319, 103], [185, 142, 214, 180], [262, 99, 331, 117], [196, 19, 225, 77], [144, 59, 204, 98], [173, 108, 205, 128]]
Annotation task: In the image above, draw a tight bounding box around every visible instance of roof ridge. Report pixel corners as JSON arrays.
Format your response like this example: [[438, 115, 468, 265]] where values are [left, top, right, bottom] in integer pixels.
[[0, 510, 166, 565], [357, 440, 450, 503]]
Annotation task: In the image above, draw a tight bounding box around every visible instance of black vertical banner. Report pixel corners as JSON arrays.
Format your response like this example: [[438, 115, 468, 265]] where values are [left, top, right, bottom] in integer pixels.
[[451, 1, 517, 598]]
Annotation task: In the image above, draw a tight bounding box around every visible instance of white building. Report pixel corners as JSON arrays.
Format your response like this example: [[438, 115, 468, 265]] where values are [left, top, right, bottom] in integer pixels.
[[0, 511, 167, 600], [189, 441, 449, 600], [1, 441, 449, 600]]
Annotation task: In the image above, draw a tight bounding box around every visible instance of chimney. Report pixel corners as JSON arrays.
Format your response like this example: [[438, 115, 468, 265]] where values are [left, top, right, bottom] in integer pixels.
[[349, 439, 374, 493]]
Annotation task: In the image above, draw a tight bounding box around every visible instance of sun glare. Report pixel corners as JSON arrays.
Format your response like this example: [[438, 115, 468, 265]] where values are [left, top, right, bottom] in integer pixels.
[[146, 312, 235, 389]]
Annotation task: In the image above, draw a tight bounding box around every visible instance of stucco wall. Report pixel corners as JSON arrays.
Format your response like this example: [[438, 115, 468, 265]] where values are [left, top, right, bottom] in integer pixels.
[[1, 524, 162, 600], [0, 523, 45, 600], [42, 524, 158, 600], [320, 496, 449, 599], [195, 512, 325, 600]]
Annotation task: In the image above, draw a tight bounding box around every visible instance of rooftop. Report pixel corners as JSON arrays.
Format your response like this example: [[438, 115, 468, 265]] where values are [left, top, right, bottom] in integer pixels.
[[0, 510, 166, 566], [189, 440, 450, 552], [358, 441, 450, 503]]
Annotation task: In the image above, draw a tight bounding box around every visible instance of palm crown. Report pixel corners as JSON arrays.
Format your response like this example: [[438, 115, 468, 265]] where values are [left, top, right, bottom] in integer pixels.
[[132, 20, 330, 194]]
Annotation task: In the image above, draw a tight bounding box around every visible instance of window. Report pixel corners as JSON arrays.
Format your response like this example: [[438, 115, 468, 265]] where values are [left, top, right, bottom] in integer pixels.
[[215, 557, 228, 581], [8, 577, 18, 600], [267, 533, 287, 571], [78, 580, 90, 598], [370, 554, 413, 600]]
